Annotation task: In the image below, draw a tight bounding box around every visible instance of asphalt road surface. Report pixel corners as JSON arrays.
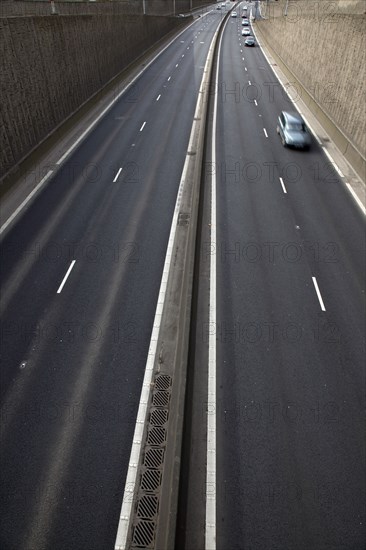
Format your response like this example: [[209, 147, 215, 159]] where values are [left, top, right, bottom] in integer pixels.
[[214, 5, 365, 550], [0, 9, 223, 550], [1, 3, 365, 550]]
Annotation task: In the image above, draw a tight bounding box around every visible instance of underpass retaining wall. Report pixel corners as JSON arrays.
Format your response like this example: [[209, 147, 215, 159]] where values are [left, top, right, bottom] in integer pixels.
[[0, 0, 213, 17]]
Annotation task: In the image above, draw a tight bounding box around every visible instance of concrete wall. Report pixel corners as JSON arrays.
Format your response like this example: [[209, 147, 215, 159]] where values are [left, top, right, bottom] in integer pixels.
[[257, 0, 366, 159], [0, 0, 214, 17], [0, 13, 189, 179]]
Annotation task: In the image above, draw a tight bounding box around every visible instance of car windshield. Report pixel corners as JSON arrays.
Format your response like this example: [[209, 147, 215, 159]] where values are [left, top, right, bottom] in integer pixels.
[[287, 122, 305, 131]]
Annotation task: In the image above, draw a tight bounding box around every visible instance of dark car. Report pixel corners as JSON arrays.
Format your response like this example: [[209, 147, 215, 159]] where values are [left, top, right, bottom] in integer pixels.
[[245, 36, 255, 46], [276, 111, 311, 149]]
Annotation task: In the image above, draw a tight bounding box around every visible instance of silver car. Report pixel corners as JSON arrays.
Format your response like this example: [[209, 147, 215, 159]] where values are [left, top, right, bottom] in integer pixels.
[[276, 111, 311, 149]]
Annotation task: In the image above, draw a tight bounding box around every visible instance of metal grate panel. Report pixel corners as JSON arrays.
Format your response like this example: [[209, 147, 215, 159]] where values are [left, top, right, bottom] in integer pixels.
[[137, 495, 159, 520], [152, 391, 170, 408], [155, 374, 172, 390], [132, 520, 155, 547], [150, 409, 168, 426], [141, 469, 161, 492], [147, 427, 166, 446], [144, 448, 165, 469]]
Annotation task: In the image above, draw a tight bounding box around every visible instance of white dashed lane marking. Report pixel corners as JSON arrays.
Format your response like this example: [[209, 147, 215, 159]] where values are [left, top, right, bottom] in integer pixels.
[[113, 167, 122, 182], [57, 261, 76, 294]]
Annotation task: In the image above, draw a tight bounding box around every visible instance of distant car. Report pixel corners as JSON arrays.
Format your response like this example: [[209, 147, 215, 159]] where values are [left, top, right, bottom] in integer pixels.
[[216, 5, 221, 9], [242, 13, 248, 18], [243, 6, 248, 10], [231, 11, 238, 17], [276, 111, 311, 149], [242, 20, 249, 26], [242, 28, 251, 36], [245, 36, 255, 46]]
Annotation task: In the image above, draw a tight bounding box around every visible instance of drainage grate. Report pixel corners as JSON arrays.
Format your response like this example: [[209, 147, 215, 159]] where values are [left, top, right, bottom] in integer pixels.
[[150, 409, 168, 426], [137, 495, 159, 520], [132, 520, 155, 547], [152, 391, 170, 408], [155, 374, 172, 390], [130, 374, 173, 547], [141, 469, 161, 492], [147, 427, 166, 446], [144, 448, 165, 469]]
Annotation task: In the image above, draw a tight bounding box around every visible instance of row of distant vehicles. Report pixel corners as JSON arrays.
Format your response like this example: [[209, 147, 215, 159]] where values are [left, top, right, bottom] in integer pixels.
[[230, 5, 255, 47], [219, 3, 312, 147]]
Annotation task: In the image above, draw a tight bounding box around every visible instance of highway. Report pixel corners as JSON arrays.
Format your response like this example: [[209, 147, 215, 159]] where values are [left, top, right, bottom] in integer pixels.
[[1, 2, 365, 550], [176, 3, 365, 550], [0, 8, 223, 550], [210, 4, 365, 550]]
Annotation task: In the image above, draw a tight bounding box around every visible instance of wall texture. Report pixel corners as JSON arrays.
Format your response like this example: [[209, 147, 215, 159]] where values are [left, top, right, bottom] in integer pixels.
[[0, 13, 190, 179], [257, 0, 366, 159], [0, 0, 214, 17]]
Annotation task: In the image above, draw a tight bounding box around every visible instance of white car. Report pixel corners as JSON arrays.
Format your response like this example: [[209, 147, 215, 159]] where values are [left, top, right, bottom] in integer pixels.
[[231, 11, 238, 17], [242, 28, 251, 36]]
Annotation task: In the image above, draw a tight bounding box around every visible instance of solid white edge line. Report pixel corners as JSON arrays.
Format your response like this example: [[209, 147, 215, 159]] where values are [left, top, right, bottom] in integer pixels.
[[113, 167, 123, 182], [139, 121, 146, 132], [322, 147, 344, 177], [279, 177, 287, 194], [114, 16, 219, 550], [0, 170, 53, 235], [345, 183, 366, 215], [56, 260, 76, 294], [312, 276, 326, 312]]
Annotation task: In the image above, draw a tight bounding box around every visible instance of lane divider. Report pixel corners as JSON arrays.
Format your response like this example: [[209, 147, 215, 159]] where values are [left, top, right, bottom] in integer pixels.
[[279, 176, 287, 194], [56, 260, 76, 294], [312, 276, 326, 312], [113, 167, 123, 182]]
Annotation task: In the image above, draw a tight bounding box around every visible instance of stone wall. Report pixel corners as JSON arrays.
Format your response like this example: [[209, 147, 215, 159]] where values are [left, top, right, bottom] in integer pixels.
[[0, 13, 190, 179], [257, 0, 366, 158]]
